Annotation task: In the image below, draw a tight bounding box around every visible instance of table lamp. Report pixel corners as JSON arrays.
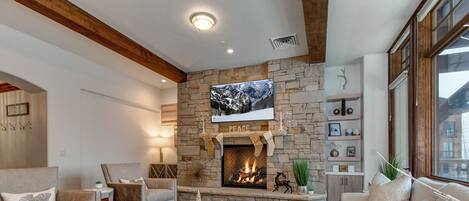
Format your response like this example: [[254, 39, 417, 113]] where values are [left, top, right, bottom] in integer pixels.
[[155, 136, 173, 163]]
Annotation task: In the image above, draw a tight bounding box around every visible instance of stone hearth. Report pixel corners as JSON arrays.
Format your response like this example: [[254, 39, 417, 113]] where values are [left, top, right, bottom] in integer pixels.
[[178, 186, 326, 201], [177, 56, 326, 200]]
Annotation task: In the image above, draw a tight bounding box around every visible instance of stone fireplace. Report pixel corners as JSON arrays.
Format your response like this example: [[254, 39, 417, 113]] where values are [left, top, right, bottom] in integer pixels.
[[177, 56, 327, 200], [222, 145, 267, 189]]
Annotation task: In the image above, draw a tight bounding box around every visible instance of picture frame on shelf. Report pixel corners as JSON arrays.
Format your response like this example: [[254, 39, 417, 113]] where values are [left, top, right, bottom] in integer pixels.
[[328, 123, 341, 136], [339, 164, 348, 172], [346, 146, 356, 157]]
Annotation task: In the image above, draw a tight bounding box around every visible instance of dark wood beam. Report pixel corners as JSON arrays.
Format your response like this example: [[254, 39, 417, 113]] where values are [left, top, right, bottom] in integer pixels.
[[302, 0, 328, 64], [0, 83, 20, 93], [15, 0, 187, 83]]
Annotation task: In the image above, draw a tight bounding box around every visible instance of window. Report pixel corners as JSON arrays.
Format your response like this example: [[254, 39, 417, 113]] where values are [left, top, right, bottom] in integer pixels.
[[445, 121, 456, 137], [401, 41, 411, 70], [434, 30, 469, 182], [432, 0, 469, 44], [392, 78, 409, 169]]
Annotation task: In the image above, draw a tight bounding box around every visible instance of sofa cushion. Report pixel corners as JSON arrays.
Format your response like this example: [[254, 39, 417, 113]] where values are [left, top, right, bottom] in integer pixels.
[[436, 183, 469, 201], [119, 177, 148, 190], [146, 189, 174, 201], [367, 174, 412, 201], [411, 177, 447, 201], [1, 187, 55, 201]]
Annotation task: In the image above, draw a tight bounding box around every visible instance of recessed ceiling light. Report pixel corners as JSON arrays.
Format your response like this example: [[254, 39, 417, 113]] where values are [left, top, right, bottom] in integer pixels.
[[161, 79, 167, 83], [227, 48, 234, 54], [190, 12, 216, 31]]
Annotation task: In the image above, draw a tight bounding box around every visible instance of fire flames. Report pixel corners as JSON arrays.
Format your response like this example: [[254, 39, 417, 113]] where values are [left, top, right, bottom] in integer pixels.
[[232, 159, 265, 184]]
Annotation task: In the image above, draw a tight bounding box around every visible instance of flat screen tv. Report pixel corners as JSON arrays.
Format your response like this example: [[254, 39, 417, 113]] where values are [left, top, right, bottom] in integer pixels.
[[211, 79, 274, 123]]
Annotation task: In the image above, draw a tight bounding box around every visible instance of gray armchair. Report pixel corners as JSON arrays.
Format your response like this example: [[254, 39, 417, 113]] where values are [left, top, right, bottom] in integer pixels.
[[101, 163, 176, 201], [0, 167, 95, 201]]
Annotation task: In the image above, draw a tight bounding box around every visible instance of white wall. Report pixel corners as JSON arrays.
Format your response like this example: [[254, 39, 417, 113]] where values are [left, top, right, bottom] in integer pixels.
[[160, 88, 178, 105], [0, 20, 163, 189], [362, 53, 389, 189], [325, 63, 362, 96]]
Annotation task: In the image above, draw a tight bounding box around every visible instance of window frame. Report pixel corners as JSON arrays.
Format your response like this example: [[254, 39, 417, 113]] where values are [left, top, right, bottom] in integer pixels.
[[429, 28, 469, 185], [432, 0, 467, 44]]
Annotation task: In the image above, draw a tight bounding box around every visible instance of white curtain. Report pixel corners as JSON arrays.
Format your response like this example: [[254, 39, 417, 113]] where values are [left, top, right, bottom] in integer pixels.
[[392, 78, 409, 169]]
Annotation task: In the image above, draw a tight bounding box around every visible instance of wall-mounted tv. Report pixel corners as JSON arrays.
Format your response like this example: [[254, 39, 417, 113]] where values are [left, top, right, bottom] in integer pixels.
[[211, 79, 274, 123]]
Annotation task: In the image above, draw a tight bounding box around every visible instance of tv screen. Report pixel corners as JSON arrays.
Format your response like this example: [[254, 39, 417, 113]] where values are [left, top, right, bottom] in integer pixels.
[[211, 79, 274, 123]]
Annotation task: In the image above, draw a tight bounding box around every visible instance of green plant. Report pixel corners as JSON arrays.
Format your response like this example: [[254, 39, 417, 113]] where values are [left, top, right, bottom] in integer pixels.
[[379, 155, 401, 180], [293, 160, 310, 186]]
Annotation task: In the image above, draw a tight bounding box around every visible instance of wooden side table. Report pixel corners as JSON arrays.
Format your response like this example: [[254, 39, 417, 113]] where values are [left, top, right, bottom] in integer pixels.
[[84, 187, 114, 201]]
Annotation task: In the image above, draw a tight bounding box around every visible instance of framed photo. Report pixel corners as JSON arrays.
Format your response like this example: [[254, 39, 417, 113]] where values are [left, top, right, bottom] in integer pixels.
[[339, 164, 348, 172], [6, 103, 29, 117], [346, 146, 356, 157], [328, 123, 341, 136]]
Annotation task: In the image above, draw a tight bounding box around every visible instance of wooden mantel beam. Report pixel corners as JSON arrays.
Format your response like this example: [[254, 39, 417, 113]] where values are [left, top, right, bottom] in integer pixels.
[[302, 0, 328, 64], [15, 0, 187, 83]]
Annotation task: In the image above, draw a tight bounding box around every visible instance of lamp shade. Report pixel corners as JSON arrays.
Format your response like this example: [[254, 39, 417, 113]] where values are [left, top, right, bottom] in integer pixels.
[[154, 136, 173, 148]]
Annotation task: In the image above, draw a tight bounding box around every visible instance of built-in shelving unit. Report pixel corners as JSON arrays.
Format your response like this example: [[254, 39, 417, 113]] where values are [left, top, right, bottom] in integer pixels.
[[325, 93, 363, 175]]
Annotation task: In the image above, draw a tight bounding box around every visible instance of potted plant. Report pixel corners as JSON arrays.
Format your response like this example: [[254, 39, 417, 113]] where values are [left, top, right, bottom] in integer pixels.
[[379, 155, 401, 180], [293, 160, 310, 194]]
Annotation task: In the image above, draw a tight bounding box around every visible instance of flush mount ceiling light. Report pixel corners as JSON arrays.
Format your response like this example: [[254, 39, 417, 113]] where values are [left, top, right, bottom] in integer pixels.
[[190, 12, 216, 31], [161, 79, 167, 83], [227, 48, 234, 54]]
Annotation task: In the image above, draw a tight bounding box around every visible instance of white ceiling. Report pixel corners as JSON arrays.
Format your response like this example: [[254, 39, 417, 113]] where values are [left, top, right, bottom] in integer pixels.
[[70, 0, 308, 72], [326, 0, 421, 66]]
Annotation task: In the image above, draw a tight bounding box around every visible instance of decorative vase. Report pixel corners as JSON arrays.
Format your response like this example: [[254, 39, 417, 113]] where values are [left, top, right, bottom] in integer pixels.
[[298, 186, 308, 194], [330, 148, 339, 157]]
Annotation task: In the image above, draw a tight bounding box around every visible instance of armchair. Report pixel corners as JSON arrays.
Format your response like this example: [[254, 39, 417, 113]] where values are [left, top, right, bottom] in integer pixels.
[[0, 167, 95, 201], [101, 163, 176, 201]]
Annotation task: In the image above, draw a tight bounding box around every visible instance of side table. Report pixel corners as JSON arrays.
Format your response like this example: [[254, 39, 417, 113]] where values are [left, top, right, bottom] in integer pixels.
[[83, 187, 114, 201]]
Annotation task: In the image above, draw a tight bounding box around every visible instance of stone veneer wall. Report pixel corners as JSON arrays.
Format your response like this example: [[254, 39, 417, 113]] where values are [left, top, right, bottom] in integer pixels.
[[177, 56, 326, 193]]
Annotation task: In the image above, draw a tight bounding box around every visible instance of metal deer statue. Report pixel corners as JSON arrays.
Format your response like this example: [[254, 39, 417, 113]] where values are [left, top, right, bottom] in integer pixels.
[[273, 172, 292, 194]]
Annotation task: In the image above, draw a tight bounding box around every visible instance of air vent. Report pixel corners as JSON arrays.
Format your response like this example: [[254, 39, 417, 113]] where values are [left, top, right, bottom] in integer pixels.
[[270, 34, 299, 50]]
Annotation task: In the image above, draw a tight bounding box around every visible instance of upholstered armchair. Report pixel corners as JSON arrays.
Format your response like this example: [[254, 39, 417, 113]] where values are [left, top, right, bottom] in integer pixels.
[[101, 163, 176, 201], [0, 167, 95, 201]]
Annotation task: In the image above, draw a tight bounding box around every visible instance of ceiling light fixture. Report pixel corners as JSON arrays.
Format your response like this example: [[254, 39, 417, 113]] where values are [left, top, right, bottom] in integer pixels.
[[190, 12, 216, 31], [227, 48, 234, 54], [161, 79, 167, 83]]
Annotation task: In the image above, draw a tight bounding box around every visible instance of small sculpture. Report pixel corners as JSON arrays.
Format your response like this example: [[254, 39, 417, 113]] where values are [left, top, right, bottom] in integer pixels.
[[273, 172, 292, 194]]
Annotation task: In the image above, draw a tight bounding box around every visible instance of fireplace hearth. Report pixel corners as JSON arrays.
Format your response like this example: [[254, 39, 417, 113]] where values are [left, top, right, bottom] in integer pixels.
[[222, 145, 267, 189]]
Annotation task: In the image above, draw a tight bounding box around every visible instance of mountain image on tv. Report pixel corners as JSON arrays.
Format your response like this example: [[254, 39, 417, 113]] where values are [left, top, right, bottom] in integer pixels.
[[211, 79, 274, 122]]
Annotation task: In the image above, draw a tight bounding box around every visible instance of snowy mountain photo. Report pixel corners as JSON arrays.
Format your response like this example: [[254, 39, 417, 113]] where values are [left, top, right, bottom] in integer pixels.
[[211, 79, 274, 122]]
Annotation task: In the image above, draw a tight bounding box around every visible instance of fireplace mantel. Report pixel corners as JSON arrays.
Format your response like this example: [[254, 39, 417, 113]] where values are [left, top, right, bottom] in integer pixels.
[[198, 129, 288, 138]]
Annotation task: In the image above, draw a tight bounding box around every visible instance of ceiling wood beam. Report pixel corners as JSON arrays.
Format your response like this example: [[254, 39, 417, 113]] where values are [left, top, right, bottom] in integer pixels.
[[302, 0, 329, 64], [15, 0, 187, 83], [0, 83, 20, 93]]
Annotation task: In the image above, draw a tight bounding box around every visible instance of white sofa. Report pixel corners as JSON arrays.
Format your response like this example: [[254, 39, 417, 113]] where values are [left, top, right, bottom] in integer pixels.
[[341, 177, 469, 201]]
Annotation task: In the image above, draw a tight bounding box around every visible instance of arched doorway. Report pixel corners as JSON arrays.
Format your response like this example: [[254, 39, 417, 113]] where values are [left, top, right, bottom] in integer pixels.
[[0, 71, 47, 169]]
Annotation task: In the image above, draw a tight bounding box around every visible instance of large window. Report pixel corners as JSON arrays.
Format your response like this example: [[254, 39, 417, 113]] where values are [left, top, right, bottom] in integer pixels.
[[434, 30, 469, 182], [432, 0, 469, 44]]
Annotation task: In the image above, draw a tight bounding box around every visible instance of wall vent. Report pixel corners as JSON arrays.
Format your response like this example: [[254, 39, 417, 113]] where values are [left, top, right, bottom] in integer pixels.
[[270, 34, 298, 50]]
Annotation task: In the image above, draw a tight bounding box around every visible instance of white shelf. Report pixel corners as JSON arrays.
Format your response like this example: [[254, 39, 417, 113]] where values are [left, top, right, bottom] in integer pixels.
[[328, 135, 361, 141], [327, 115, 360, 121], [326, 172, 364, 176], [326, 93, 362, 102], [328, 157, 361, 162]]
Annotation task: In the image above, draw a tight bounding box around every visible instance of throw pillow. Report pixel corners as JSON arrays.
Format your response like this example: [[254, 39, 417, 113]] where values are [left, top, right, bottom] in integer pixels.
[[368, 172, 391, 191], [367, 174, 412, 201], [1, 187, 55, 201], [119, 177, 148, 190], [436, 183, 469, 201]]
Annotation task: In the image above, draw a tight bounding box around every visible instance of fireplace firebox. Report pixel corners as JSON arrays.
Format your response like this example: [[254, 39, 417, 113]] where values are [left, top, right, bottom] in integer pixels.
[[222, 145, 267, 189]]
